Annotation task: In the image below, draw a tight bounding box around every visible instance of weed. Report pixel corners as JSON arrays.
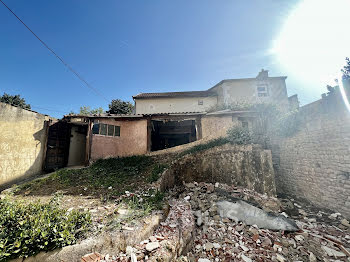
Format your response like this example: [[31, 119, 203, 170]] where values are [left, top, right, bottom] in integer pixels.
[[107, 189, 165, 230], [0, 197, 91, 261]]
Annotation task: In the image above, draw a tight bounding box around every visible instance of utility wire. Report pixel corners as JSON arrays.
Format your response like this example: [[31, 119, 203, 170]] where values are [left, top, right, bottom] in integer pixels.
[[0, 0, 109, 102]]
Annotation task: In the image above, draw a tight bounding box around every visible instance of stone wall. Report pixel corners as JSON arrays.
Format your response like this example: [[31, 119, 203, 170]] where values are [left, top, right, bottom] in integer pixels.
[[0, 103, 50, 187], [272, 89, 350, 216], [160, 144, 276, 196]]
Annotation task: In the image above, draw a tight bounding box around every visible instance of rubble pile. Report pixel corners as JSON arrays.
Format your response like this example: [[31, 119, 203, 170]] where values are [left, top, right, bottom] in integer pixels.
[[83, 182, 350, 261], [176, 182, 350, 262], [93, 200, 195, 262]]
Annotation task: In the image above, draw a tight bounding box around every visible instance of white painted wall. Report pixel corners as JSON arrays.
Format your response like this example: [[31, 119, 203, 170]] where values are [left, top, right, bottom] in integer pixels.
[[135, 96, 217, 114]]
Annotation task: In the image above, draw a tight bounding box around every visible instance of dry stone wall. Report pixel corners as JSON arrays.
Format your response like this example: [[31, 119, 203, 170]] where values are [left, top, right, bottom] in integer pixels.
[[272, 90, 350, 217]]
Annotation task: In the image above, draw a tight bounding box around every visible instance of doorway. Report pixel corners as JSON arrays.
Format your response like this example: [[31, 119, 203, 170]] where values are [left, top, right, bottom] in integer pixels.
[[67, 125, 87, 166], [151, 120, 197, 151], [45, 121, 71, 171]]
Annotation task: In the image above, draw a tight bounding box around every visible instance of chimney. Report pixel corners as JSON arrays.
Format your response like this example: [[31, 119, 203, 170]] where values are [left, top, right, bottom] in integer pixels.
[[256, 69, 269, 80]]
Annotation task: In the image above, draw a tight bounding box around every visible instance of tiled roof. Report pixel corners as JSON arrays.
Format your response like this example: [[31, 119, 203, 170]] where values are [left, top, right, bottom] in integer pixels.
[[133, 91, 217, 99]]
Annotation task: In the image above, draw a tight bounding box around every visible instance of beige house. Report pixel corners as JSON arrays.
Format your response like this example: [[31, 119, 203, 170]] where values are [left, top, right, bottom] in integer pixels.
[[133, 91, 218, 114], [133, 70, 295, 114]]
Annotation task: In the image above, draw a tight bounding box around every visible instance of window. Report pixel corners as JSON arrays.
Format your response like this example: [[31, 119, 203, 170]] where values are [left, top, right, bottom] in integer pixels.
[[92, 122, 121, 137], [92, 123, 100, 134], [198, 99, 203, 105], [257, 83, 269, 97], [114, 126, 120, 136], [100, 124, 107, 135], [107, 125, 114, 136], [242, 121, 249, 129]]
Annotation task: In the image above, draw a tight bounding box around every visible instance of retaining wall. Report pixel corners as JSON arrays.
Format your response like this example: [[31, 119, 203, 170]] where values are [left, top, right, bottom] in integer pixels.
[[160, 144, 276, 196]]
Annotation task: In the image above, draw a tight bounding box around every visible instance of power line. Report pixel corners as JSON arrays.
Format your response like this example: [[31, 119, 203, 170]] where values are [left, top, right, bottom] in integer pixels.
[[0, 0, 109, 102]]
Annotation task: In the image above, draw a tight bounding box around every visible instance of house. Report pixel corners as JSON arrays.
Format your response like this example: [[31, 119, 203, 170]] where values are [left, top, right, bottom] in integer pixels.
[[129, 70, 298, 152], [45, 114, 148, 170], [57, 109, 258, 166], [133, 70, 295, 115]]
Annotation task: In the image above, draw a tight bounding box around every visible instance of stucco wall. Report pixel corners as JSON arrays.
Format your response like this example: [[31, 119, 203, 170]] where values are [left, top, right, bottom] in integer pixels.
[[90, 118, 148, 160], [135, 96, 217, 114], [0, 103, 49, 187], [201, 114, 255, 139], [212, 78, 289, 109], [271, 91, 350, 216], [160, 144, 276, 196]]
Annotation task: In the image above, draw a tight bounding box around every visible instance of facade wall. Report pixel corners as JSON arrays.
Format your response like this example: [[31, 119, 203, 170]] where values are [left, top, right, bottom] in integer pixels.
[[0, 103, 49, 186], [212, 78, 289, 109], [135, 96, 217, 114], [272, 92, 350, 217], [201, 115, 254, 139], [90, 118, 148, 160]]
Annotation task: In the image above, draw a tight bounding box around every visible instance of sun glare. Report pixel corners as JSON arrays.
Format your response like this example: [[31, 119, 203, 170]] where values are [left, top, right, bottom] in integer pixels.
[[273, 0, 350, 87]]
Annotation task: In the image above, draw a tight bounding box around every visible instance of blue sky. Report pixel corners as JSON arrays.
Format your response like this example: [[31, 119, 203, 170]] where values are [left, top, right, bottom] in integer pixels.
[[0, 0, 342, 118]]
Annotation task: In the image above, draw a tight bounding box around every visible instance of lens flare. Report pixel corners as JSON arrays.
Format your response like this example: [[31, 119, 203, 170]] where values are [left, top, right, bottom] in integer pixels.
[[273, 0, 350, 87]]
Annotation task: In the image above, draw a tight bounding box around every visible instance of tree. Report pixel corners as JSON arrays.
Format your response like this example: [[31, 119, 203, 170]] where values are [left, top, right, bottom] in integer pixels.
[[0, 93, 31, 110], [78, 106, 104, 115], [107, 99, 134, 114], [342, 57, 350, 80]]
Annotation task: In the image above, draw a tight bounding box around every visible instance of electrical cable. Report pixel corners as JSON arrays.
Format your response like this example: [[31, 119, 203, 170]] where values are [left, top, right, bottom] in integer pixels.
[[0, 0, 109, 102]]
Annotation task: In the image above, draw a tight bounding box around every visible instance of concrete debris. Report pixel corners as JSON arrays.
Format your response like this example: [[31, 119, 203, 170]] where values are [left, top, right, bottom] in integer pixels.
[[341, 219, 350, 227], [130, 253, 137, 262], [241, 254, 252, 262], [216, 200, 299, 231], [184, 195, 191, 201], [309, 251, 317, 262], [145, 241, 160, 252], [88, 200, 194, 262], [321, 245, 346, 257], [178, 182, 350, 262]]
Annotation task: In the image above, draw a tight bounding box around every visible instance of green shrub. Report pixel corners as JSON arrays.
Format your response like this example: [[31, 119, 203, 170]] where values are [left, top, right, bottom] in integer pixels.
[[0, 197, 91, 261], [226, 126, 252, 145], [273, 109, 301, 137]]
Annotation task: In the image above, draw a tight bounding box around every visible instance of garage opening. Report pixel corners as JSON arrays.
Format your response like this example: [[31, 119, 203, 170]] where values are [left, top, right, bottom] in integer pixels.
[[151, 120, 197, 151]]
